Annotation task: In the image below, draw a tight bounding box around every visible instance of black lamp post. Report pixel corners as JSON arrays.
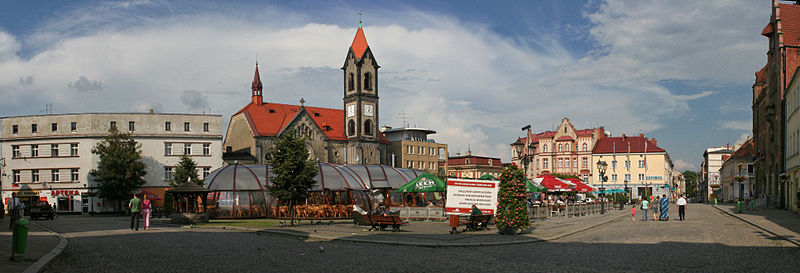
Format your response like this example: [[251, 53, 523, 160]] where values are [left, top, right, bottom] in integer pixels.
[[596, 160, 608, 214]]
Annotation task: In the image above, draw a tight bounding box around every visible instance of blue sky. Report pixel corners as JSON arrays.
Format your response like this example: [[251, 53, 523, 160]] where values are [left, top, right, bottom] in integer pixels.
[[0, 0, 768, 170]]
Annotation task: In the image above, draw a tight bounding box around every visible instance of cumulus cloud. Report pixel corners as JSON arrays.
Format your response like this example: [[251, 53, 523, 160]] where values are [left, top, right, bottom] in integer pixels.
[[181, 90, 209, 110], [0, 0, 770, 165], [67, 76, 103, 92], [735, 133, 751, 147], [18, 75, 33, 85], [673, 159, 696, 171], [720, 120, 752, 132]]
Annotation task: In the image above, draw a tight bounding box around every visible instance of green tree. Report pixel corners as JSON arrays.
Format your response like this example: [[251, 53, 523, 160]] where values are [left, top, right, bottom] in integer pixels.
[[496, 164, 530, 234], [682, 170, 698, 198], [90, 129, 147, 212], [266, 129, 318, 225], [171, 154, 201, 186]]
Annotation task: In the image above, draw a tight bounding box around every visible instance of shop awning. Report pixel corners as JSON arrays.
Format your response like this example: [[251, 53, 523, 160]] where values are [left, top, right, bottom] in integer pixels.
[[397, 173, 446, 193]]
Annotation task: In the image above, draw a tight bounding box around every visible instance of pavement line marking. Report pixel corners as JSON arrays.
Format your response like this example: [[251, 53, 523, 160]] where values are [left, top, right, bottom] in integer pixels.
[[711, 205, 800, 248], [23, 222, 69, 273]]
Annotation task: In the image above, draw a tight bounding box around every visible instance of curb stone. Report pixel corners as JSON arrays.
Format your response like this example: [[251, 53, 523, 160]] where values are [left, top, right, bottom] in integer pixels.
[[23, 222, 69, 273], [712, 205, 800, 247]]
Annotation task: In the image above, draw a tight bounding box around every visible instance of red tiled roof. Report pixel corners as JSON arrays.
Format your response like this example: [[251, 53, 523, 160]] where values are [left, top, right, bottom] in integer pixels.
[[575, 129, 595, 137], [762, 23, 773, 37], [351, 27, 369, 59], [755, 65, 767, 83], [780, 4, 800, 47], [236, 102, 388, 144], [592, 136, 665, 154], [730, 138, 754, 160]]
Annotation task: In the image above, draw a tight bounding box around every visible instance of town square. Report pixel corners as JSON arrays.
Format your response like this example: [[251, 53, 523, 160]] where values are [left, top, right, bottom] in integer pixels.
[[2, 1, 800, 272]]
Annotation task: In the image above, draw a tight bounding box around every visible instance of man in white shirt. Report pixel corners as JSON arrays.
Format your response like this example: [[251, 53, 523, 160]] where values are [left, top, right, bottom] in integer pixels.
[[676, 194, 687, 221], [8, 192, 25, 229]]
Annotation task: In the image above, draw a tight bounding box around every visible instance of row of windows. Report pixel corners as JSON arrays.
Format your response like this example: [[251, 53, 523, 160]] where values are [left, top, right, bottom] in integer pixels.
[[405, 145, 438, 156], [609, 160, 646, 169], [539, 157, 590, 169], [12, 122, 78, 134], [539, 143, 590, 153], [11, 121, 210, 134], [347, 72, 373, 91], [12, 169, 80, 183], [405, 160, 437, 171], [164, 143, 211, 156], [164, 167, 212, 180], [608, 173, 648, 182], [347, 119, 373, 136], [12, 144, 78, 158]]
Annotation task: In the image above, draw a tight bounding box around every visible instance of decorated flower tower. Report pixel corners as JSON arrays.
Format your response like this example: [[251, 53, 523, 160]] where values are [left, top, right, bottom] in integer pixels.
[[496, 164, 530, 235]]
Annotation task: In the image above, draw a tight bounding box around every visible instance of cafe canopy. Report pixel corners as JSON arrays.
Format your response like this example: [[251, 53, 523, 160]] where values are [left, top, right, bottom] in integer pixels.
[[398, 173, 446, 193], [534, 175, 576, 192], [565, 178, 595, 193]]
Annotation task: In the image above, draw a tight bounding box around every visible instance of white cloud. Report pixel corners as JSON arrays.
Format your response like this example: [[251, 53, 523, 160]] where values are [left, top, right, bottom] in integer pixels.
[[735, 133, 751, 147], [720, 120, 752, 132], [0, 0, 770, 165], [673, 159, 696, 172]]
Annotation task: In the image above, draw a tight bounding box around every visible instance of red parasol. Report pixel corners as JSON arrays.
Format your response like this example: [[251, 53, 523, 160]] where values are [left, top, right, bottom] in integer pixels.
[[534, 175, 576, 192], [565, 178, 594, 193]]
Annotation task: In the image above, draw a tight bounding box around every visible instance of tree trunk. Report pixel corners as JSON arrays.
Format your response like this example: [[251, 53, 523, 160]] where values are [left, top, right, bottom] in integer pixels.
[[289, 200, 295, 226]]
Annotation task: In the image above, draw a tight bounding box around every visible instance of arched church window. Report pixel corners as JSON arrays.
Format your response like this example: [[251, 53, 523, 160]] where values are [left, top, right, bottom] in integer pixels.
[[348, 120, 355, 136], [364, 120, 373, 135], [364, 72, 372, 90], [349, 73, 355, 91], [543, 145, 548, 152], [583, 143, 587, 151], [558, 144, 562, 152]]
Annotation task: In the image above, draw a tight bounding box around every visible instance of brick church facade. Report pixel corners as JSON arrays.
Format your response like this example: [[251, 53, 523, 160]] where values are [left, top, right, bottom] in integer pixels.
[[223, 26, 389, 165]]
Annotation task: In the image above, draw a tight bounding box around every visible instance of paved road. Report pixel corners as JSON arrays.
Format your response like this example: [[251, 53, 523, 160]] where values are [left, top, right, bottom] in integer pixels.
[[36, 204, 800, 272]]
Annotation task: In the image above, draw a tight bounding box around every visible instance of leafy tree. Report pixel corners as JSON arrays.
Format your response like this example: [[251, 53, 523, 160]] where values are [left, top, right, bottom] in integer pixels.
[[171, 154, 202, 186], [496, 164, 530, 234], [682, 170, 698, 198], [266, 129, 319, 225], [90, 129, 147, 212]]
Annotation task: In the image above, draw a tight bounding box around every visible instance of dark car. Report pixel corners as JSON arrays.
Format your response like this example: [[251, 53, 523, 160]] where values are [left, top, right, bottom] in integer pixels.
[[30, 201, 55, 220]]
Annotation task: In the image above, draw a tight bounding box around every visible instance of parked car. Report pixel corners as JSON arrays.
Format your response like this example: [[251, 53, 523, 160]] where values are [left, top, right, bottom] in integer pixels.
[[30, 201, 55, 220]]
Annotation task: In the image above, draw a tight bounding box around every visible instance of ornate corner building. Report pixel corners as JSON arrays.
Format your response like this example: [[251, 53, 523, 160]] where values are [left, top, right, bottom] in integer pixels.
[[753, 0, 800, 209], [223, 26, 389, 165]]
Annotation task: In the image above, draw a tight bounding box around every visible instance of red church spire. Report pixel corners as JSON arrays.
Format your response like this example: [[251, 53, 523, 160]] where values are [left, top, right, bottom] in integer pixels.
[[350, 26, 369, 59], [251, 63, 263, 105]]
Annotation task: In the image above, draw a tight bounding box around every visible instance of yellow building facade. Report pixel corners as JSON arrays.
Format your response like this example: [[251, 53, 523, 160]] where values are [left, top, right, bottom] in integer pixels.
[[591, 135, 674, 199]]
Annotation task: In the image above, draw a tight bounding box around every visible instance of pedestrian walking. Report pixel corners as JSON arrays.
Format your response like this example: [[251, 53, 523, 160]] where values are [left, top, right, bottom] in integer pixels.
[[142, 194, 152, 231], [659, 194, 669, 220], [7, 192, 25, 229], [0, 198, 5, 220], [631, 200, 636, 221], [651, 196, 659, 221], [129, 193, 142, 231], [677, 194, 687, 221], [640, 198, 649, 221]]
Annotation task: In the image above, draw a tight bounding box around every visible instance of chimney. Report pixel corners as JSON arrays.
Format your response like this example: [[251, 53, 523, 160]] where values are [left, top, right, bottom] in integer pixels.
[[639, 133, 644, 137], [149, 109, 154, 114], [622, 134, 626, 142], [651, 138, 657, 146]]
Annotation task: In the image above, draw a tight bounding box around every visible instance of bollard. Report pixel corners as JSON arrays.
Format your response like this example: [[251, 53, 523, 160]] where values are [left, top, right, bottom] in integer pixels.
[[714, 198, 717, 205], [12, 218, 29, 255], [737, 201, 742, 213]]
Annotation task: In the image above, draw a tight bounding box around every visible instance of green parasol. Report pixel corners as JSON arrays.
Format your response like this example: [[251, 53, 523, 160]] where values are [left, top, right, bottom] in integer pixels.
[[477, 174, 498, 180], [397, 173, 447, 193], [526, 179, 547, 193]]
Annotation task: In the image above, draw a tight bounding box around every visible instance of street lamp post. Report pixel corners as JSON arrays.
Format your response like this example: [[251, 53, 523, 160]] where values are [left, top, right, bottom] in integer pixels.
[[596, 160, 608, 214]]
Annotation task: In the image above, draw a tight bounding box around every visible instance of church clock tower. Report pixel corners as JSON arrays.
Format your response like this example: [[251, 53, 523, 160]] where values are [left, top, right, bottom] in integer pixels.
[[343, 24, 380, 164]]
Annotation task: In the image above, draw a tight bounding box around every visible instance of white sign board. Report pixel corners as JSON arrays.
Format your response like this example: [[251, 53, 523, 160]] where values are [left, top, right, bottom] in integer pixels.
[[445, 179, 499, 215]]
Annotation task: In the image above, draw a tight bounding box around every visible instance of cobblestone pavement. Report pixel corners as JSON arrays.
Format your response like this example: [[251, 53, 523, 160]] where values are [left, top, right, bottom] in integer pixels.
[[0, 217, 61, 273], [713, 203, 800, 246], [33, 204, 800, 272]]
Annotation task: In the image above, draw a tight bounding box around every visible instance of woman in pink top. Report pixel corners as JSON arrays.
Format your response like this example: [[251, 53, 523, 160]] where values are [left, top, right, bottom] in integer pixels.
[[142, 195, 152, 231]]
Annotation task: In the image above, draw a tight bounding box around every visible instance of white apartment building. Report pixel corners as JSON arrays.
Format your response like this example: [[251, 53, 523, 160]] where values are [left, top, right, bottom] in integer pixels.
[[1, 112, 222, 214]]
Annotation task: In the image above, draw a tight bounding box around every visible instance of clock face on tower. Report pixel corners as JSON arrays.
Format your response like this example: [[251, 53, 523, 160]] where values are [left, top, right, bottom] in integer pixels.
[[347, 105, 355, 117], [364, 105, 374, 117]]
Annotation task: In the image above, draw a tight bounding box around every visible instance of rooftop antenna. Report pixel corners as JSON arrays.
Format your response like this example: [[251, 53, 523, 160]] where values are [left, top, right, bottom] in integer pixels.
[[357, 12, 363, 28], [41, 103, 53, 115], [398, 111, 409, 128]]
